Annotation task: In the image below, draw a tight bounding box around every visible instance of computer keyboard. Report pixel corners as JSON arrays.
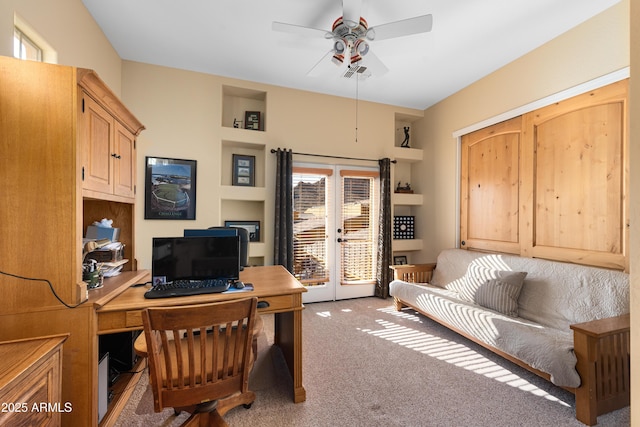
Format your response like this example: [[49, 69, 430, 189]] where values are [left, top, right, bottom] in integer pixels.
[[144, 279, 231, 299]]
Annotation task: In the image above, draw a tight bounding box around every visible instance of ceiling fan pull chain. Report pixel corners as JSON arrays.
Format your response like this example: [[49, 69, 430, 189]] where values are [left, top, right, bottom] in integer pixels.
[[355, 74, 359, 143]]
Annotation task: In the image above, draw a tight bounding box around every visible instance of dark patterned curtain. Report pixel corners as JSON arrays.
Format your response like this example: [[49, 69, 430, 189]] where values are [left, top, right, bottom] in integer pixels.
[[375, 158, 392, 298], [274, 148, 294, 272]]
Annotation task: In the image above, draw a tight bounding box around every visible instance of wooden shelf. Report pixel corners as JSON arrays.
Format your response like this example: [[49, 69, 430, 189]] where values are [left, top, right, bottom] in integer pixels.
[[88, 270, 151, 308]]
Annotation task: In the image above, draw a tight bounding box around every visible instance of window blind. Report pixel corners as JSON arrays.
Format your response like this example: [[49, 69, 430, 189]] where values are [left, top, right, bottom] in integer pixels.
[[292, 168, 331, 286], [340, 173, 377, 285]]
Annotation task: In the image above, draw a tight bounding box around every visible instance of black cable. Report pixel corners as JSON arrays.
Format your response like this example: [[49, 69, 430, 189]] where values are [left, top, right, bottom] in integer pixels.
[[108, 363, 148, 397], [131, 280, 151, 287], [0, 269, 88, 309]]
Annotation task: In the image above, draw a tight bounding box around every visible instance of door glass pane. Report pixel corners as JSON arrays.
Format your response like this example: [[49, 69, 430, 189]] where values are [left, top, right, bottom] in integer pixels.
[[292, 169, 331, 287], [340, 174, 376, 284]]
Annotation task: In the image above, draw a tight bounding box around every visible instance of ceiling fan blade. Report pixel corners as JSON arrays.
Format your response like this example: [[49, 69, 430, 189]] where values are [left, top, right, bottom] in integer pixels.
[[272, 21, 333, 39], [361, 51, 388, 77], [342, 0, 363, 28], [366, 14, 433, 41], [307, 50, 344, 77]]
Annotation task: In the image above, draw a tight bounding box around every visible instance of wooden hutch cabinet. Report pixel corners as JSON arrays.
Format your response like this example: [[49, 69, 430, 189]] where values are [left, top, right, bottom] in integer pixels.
[[80, 73, 139, 202], [0, 56, 147, 426]]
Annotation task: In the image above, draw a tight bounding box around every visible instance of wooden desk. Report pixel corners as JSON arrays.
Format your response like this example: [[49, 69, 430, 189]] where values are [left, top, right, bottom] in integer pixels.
[[96, 265, 307, 404]]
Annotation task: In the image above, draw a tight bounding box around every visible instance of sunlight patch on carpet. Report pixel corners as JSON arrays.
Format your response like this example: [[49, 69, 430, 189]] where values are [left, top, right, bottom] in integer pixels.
[[357, 306, 571, 407]]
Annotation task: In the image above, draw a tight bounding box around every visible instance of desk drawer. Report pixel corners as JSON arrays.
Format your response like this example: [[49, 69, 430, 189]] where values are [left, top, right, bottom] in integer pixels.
[[257, 294, 298, 313], [98, 310, 143, 333]]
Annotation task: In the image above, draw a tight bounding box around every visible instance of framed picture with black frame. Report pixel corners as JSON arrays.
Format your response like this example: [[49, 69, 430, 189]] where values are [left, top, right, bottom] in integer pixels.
[[244, 111, 261, 131], [224, 220, 261, 242], [144, 156, 197, 220], [232, 154, 255, 186], [393, 255, 408, 265]]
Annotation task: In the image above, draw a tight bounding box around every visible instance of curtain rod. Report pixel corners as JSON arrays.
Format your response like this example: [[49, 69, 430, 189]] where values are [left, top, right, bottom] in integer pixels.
[[270, 149, 396, 164]]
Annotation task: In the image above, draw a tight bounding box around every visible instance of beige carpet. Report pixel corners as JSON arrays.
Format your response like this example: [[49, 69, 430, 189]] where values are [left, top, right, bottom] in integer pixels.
[[115, 297, 630, 426]]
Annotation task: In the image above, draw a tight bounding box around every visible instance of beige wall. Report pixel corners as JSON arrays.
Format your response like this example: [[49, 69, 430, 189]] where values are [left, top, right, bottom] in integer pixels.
[[0, 0, 122, 94], [416, 0, 629, 262], [121, 61, 419, 269]]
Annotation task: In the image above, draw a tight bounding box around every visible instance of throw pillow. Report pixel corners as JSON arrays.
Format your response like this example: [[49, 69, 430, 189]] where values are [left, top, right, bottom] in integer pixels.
[[474, 272, 528, 317], [446, 263, 526, 303]]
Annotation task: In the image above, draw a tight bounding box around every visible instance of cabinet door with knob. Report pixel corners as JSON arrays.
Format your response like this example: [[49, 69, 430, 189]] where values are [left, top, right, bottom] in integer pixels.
[[113, 121, 136, 198], [80, 91, 137, 201]]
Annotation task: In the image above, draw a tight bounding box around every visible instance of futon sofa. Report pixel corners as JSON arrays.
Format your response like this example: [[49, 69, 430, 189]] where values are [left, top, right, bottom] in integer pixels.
[[389, 248, 630, 426]]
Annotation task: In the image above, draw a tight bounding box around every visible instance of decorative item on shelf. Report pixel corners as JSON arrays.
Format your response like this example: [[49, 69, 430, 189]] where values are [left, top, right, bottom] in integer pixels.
[[82, 259, 103, 289], [224, 220, 260, 242], [244, 111, 261, 130], [232, 154, 256, 186], [144, 156, 197, 220], [394, 215, 415, 239], [395, 182, 413, 193], [233, 118, 242, 128], [394, 255, 408, 265], [401, 126, 410, 147]]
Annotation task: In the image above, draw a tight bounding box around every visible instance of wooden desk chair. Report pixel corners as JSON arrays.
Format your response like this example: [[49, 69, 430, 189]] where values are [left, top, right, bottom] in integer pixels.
[[136, 297, 261, 427]]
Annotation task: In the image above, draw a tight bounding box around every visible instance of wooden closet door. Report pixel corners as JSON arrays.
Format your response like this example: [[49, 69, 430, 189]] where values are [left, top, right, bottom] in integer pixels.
[[460, 116, 522, 254], [521, 80, 628, 270]]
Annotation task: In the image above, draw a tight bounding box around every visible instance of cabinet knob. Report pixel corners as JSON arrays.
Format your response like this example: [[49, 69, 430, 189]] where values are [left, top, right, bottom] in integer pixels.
[[111, 153, 121, 159]]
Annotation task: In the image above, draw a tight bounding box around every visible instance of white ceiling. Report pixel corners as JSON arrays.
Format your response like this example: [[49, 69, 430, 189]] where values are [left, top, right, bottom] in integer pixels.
[[82, 0, 620, 110]]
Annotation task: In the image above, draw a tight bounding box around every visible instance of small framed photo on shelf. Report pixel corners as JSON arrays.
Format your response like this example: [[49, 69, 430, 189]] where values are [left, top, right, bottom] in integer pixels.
[[144, 156, 197, 220], [224, 220, 261, 242], [394, 256, 408, 265], [244, 111, 261, 131], [232, 154, 255, 186]]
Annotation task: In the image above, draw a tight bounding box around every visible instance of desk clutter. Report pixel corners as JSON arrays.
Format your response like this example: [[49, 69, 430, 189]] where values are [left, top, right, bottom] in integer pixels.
[[83, 219, 128, 288]]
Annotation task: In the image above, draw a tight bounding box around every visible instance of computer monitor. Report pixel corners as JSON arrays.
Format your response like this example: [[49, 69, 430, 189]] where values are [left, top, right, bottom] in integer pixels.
[[151, 236, 240, 285], [184, 227, 249, 268]]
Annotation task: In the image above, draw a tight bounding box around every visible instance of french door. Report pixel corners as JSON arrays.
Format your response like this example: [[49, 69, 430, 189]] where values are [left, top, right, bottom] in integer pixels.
[[292, 163, 379, 303]]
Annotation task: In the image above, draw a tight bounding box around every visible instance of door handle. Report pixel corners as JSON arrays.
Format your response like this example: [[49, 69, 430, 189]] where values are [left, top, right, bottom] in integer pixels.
[[337, 238, 348, 243]]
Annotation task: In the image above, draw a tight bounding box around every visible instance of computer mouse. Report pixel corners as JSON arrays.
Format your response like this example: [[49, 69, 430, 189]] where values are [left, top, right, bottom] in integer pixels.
[[234, 281, 245, 289]]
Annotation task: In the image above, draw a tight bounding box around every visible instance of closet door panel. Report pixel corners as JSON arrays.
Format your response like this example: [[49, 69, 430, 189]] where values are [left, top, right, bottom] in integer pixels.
[[522, 79, 627, 270], [460, 117, 522, 254]]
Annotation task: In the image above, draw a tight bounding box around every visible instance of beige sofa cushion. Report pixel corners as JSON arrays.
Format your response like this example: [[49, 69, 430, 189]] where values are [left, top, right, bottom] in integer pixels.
[[474, 273, 527, 317]]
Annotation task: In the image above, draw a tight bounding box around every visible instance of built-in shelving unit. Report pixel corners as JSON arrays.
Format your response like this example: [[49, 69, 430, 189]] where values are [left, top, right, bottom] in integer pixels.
[[391, 112, 424, 262], [220, 85, 268, 266]]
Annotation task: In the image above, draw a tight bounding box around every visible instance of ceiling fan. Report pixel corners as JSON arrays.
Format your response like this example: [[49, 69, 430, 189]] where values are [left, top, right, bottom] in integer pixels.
[[272, 0, 433, 79]]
